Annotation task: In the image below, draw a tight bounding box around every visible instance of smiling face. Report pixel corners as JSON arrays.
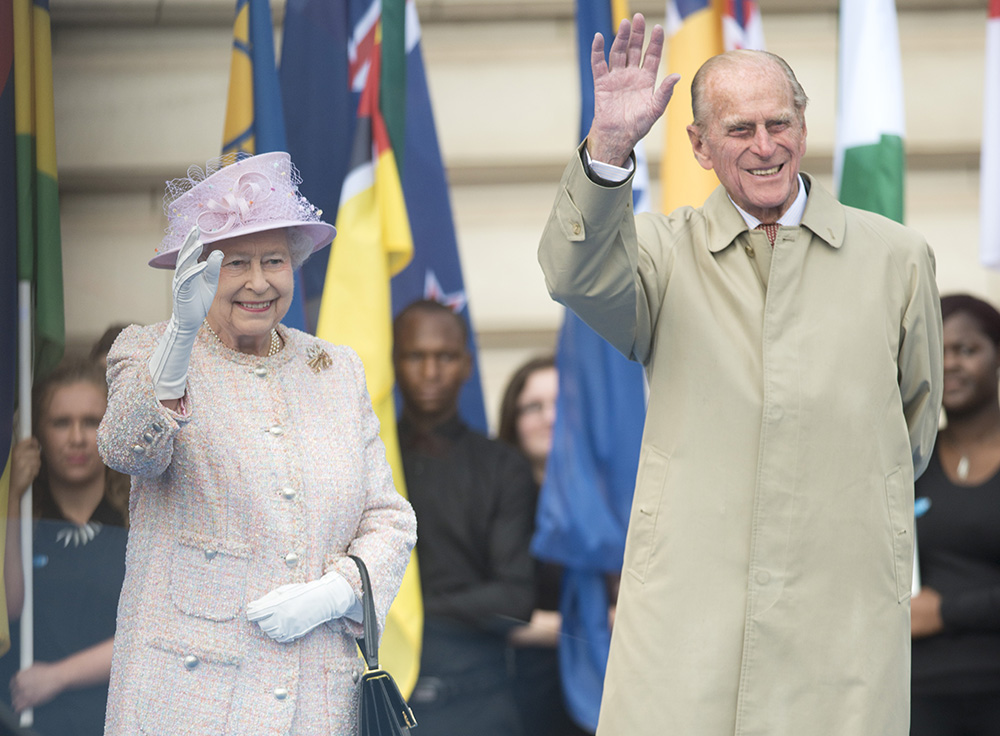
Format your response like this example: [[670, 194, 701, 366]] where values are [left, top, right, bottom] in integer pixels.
[[687, 56, 807, 223], [942, 311, 1000, 418], [206, 230, 294, 355], [38, 381, 107, 489]]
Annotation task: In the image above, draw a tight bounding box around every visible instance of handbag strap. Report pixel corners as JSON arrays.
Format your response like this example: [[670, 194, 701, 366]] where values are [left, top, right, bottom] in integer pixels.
[[348, 554, 379, 671]]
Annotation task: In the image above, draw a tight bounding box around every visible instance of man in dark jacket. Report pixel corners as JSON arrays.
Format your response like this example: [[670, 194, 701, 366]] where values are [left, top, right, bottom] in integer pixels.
[[394, 299, 536, 736]]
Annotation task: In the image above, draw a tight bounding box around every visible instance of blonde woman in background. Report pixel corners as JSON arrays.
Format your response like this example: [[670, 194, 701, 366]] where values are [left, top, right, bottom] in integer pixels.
[[1, 357, 130, 736]]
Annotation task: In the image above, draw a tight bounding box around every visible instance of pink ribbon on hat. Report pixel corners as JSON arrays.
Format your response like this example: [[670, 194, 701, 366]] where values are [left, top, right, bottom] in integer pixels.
[[196, 171, 274, 236]]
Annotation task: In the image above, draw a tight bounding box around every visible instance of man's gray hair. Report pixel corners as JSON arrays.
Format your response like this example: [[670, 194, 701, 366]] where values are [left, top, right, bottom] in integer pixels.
[[690, 50, 809, 130]]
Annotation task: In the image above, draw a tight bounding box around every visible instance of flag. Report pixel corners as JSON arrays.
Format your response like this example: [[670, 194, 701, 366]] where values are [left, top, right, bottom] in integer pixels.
[[278, 0, 352, 331], [834, 0, 906, 224], [221, 0, 308, 330], [981, 0, 1000, 267], [661, 1, 764, 213], [387, 1, 487, 431], [281, 2, 488, 429], [283, 0, 424, 696], [0, 0, 17, 658], [722, 0, 764, 52], [662, 0, 723, 213], [222, 0, 287, 157], [14, 0, 63, 378]]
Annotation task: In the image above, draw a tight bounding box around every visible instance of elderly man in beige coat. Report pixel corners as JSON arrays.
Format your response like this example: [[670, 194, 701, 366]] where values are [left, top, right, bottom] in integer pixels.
[[538, 14, 942, 736]]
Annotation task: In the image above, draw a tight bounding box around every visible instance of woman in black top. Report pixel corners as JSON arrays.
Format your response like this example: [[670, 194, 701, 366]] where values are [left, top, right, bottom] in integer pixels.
[[499, 356, 590, 736], [1, 358, 129, 736], [911, 294, 1000, 735]]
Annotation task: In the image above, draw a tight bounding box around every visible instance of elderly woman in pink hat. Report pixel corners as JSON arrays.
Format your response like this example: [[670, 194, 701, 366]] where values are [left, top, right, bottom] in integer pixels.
[[97, 152, 416, 735]]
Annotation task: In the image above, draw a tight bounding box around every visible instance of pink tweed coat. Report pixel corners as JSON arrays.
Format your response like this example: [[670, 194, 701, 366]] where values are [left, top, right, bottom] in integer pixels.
[[98, 323, 416, 736]]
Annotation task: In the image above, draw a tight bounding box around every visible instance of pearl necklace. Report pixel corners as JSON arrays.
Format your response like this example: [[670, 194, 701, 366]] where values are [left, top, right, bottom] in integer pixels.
[[203, 320, 281, 357]]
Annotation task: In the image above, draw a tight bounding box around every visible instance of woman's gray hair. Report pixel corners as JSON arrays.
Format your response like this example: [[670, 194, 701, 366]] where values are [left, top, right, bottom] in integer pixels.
[[288, 228, 314, 270], [690, 50, 809, 130]]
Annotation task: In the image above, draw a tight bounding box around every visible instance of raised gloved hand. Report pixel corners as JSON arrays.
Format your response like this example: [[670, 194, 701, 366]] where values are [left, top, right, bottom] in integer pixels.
[[247, 569, 363, 644], [148, 227, 223, 400]]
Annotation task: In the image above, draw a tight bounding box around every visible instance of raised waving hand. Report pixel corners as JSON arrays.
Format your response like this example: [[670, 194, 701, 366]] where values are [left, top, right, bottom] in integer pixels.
[[587, 13, 681, 167]]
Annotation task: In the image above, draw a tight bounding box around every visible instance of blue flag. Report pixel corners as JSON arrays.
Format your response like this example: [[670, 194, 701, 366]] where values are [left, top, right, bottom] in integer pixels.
[[575, 0, 610, 143], [530, 0, 648, 730], [279, 0, 353, 332]]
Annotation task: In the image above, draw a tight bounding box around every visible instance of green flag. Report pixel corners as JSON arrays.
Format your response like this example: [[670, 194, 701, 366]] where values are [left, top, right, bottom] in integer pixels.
[[834, 0, 906, 223], [15, 0, 64, 378]]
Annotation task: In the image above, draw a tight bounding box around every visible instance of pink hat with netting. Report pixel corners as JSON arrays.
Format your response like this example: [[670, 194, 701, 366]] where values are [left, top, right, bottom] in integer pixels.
[[150, 151, 336, 269]]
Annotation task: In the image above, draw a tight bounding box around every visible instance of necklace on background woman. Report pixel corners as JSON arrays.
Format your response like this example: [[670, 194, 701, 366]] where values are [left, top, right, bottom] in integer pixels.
[[943, 428, 1000, 483], [203, 320, 281, 357], [956, 455, 971, 480]]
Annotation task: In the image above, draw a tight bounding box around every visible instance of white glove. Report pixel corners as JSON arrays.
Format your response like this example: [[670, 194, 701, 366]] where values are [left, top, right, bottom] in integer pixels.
[[247, 570, 363, 644], [148, 228, 223, 400]]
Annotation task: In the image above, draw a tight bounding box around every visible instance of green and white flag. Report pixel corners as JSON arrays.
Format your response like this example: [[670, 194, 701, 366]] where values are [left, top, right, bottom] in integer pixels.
[[834, 0, 906, 223]]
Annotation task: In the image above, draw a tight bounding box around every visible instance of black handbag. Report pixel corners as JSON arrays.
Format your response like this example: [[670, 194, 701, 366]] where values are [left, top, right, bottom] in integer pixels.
[[349, 555, 418, 735]]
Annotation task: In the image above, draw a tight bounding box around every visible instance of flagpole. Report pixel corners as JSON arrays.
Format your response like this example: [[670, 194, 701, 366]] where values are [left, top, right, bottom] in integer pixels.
[[17, 279, 34, 728]]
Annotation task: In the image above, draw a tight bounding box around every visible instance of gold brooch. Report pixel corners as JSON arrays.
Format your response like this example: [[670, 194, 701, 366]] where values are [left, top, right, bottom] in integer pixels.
[[306, 344, 332, 373]]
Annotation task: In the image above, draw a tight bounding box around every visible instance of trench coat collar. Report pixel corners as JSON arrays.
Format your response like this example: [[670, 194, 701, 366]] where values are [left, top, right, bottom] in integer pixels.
[[703, 172, 846, 253]]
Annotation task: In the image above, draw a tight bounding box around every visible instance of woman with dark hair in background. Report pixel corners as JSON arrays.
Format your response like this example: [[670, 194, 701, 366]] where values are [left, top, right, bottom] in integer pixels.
[[1, 357, 130, 736], [498, 357, 558, 486], [911, 293, 1000, 735], [499, 356, 588, 736]]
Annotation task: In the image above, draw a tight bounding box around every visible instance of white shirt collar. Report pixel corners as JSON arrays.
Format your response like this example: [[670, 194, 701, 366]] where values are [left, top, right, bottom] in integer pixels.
[[730, 174, 807, 229]]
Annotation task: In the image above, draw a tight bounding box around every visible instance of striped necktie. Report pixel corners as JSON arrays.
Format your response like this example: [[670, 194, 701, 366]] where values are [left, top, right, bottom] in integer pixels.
[[756, 222, 778, 247]]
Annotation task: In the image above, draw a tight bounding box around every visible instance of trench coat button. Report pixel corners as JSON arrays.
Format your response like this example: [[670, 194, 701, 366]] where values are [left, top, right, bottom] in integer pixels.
[[204, 549, 218, 560], [571, 221, 582, 236], [281, 487, 297, 500], [142, 432, 154, 443], [744, 244, 755, 258], [284, 552, 299, 567], [273, 687, 289, 700], [755, 570, 770, 585], [253, 366, 268, 378], [132, 444, 146, 454], [183, 655, 199, 670], [151, 422, 164, 432], [269, 425, 284, 436]]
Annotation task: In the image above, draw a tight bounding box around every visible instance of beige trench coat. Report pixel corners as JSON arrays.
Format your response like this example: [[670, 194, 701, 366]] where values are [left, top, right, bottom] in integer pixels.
[[538, 151, 942, 736]]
